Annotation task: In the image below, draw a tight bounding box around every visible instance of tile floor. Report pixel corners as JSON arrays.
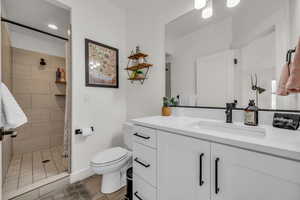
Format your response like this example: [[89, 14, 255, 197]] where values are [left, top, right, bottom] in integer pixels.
[[4, 146, 68, 194], [38, 175, 127, 200]]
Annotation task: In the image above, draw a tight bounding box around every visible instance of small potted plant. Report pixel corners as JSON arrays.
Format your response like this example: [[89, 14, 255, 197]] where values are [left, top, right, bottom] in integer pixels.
[[130, 70, 144, 79], [162, 97, 178, 116], [135, 70, 144, 79]]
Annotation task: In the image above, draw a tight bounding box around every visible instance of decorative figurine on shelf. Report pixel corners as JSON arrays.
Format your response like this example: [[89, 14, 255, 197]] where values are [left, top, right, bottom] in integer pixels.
[[136, 46, 141, 54]]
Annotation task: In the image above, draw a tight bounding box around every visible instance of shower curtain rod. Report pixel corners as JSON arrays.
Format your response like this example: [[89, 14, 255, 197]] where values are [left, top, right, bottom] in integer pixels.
[[1, 17, 69, 41]]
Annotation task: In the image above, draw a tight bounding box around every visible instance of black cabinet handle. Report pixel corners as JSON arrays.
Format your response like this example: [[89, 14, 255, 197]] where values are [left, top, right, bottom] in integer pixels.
[[134, 158, 150, 168], [134, 192, 143, 200], [134, 133, 150, 140], [199, 153, 204, 186], [215, 158, 220, 194]]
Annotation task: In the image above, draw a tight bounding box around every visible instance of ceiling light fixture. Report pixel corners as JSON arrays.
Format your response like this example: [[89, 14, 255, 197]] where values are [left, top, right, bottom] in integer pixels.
[[48, 24, 58, 30], [194, 0, 207, 10], [226, 0, 240, 8], [202, 0, 213, 19]]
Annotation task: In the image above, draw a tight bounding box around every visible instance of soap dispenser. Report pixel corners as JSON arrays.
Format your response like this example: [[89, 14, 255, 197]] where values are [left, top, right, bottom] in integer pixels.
[[244, 100, 259, 126]]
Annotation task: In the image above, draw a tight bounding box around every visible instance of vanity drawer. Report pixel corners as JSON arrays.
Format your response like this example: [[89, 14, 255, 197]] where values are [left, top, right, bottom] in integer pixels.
[[133, 142, 157, 187], [133, 126, 157, 149], [133, 174, 157, 200]]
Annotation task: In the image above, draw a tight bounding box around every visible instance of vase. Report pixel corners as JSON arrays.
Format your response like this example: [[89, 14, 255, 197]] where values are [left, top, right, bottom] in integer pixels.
[[162, 106, 172, 116]]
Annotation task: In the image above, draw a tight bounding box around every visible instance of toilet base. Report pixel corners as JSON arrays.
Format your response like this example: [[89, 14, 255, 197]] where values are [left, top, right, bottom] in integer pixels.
[[101, 171, 126, 194]]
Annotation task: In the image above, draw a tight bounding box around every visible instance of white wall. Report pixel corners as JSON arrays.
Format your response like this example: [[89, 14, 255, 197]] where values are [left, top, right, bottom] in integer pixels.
[[126, 11, 165, 119], [10, 31, 66, 57], [123, 0, 195, 120], [54, 0, 127, 182], [290, 0, 300, 45]]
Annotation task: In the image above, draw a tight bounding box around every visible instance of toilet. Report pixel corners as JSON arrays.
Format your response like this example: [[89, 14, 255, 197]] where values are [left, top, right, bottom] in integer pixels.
[[90, 123, 133, 194]]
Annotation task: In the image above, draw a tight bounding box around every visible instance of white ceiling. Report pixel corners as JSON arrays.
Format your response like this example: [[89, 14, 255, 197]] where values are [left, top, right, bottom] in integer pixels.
[[166, 0, 287, 40], [2, 0, 70, 39]]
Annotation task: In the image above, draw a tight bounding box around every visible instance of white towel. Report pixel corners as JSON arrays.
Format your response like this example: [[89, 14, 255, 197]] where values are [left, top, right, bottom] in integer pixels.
[[1, 83, 27, 129]]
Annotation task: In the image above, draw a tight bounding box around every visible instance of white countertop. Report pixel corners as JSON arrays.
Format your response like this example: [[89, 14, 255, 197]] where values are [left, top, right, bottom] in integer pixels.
[[131, 116, 300, 161]]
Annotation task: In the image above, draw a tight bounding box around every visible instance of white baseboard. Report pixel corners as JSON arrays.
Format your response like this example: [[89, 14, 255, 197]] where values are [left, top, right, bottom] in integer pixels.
[[70, 167, 94, 183]]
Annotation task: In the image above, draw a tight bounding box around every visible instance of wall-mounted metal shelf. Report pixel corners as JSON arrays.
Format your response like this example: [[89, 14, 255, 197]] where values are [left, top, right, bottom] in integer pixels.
[[126, 47, 153, 85]]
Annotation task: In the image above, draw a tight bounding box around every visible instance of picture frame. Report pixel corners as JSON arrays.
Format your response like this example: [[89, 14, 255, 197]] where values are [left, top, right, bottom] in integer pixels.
[[85, 39, 119, 88]]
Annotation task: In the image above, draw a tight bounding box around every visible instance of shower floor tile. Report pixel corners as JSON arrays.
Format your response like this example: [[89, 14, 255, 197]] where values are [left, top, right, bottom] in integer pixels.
[[4, 146, 68, 194]]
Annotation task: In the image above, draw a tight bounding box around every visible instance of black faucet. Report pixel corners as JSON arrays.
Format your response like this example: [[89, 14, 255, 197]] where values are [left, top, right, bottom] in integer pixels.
[[225, 101, 237, 123]]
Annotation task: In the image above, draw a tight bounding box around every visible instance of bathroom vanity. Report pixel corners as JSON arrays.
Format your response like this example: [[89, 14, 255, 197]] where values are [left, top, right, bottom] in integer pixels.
[[130, 116, 300, 200]]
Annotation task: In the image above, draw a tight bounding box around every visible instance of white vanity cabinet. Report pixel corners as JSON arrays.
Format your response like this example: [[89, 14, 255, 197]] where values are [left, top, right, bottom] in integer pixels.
[[158, 131, 211, 200], [132, 126, 158, 200], [211, 143, 300, 200], [132, 125, 300, 200]]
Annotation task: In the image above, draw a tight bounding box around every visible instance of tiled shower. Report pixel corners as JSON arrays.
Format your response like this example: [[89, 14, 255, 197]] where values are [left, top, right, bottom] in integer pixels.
[[12, 48, 66, 153], [2, 23, 68, 195]]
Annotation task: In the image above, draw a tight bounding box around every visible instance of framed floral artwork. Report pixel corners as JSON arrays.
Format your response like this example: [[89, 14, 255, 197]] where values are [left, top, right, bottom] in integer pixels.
[[85, 39, 119, 88]]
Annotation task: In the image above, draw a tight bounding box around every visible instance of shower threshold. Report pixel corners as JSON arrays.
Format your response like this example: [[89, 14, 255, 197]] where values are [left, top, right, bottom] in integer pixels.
[[4, 172, 69, 200]]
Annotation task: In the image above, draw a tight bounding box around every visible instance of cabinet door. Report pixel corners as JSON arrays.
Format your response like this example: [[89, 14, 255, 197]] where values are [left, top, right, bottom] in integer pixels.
[[211, 143, 300, 200], [158, 131, 211, 200]]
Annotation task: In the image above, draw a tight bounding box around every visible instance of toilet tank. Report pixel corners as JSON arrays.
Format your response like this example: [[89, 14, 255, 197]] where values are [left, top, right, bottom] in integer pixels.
[[123, 122, 134, 151]]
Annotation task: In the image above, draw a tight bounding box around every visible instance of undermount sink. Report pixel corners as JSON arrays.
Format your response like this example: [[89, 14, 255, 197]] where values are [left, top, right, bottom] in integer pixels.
[[191, 120, 266, 137]]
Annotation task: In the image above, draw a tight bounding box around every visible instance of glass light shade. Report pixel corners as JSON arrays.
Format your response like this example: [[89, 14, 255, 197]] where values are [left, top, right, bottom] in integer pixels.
[[226, 0, 240, 8], [194, 0, 207, 10], [202, 0, 213, 19]]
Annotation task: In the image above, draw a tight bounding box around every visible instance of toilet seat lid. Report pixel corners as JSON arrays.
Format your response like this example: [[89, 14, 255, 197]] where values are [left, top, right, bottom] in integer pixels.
[[91, 147, 129, 165]]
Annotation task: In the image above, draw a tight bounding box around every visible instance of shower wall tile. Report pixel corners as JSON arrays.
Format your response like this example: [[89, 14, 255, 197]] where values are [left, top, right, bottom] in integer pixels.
[[14, 94, 32, 110], [30, 109, 51, 123], [12, 48, 66, 154], [31, 79, 51, 94], [32, 94, 52, 109], [13, 48, 51, 66], [51, 56, 65, 68], [31, 69, 54, 81], [50, 82, 66, 94], [50, 135, 64, 147], [13, 78, 32, 94], [52, 121, 64, 130], [31, 122, 51, 137], [15, 123, 32, 141], [51, 97, 65, 110], [13, 64, 32, 79], [50, 109, 65, 121]]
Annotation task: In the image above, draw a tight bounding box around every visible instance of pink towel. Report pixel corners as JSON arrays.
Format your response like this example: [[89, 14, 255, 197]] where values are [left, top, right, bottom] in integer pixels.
[[277, 38, 300, 95], [286, 38, 300, 93], [277, 63, 290, 96]]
